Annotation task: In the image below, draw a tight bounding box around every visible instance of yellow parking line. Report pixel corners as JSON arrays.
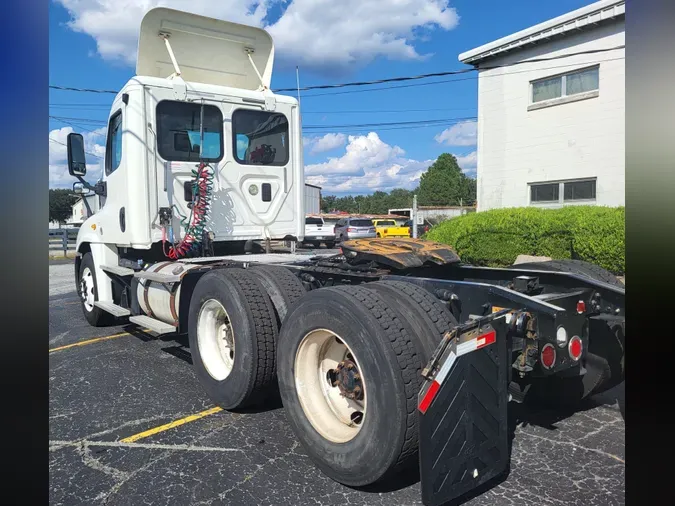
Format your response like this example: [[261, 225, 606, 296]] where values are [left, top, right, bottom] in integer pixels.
[[48, 328, 152, 353], [120, 407, 223, 443], [49, 332, 130, 353]]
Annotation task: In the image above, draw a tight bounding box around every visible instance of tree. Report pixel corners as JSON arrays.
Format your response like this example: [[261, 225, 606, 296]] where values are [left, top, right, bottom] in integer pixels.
[[49, 189, 78, 224], [418, 153, 476, 206]]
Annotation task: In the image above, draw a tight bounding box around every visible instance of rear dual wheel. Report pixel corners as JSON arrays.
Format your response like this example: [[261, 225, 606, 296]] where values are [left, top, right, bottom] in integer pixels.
[[277, 282, 458, 486], [188, 265, 306, 410]]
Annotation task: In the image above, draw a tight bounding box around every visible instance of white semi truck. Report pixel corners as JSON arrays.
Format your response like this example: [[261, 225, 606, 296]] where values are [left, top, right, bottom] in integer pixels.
[[67, 8, 625, 505]]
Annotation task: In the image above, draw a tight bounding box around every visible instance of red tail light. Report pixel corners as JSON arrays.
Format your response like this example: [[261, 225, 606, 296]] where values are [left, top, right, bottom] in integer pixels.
[[568, 336, 583, 361], [576, 300, 586, 314], [540, 343, 556, 369], [347, 227, 356, 232]]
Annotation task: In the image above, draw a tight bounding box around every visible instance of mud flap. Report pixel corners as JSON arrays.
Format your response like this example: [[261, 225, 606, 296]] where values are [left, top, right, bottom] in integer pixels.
[[418, 317, 510, 506]]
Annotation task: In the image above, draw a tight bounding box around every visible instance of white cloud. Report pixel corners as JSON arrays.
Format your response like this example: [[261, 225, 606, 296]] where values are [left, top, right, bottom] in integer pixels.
[[54, 0, 459, 73], [267, 0, 459, 72], [303, 133, 347, 155], [49, 127, 106, 188], [455, 150, 477, 176], [305, 132, 434, 193], [56, 1, 270, 65], [434, 120, 477, 146]]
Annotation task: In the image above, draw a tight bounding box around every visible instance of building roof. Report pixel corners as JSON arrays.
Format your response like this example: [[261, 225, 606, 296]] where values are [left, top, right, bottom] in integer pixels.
[[458, 0, 625, 66]]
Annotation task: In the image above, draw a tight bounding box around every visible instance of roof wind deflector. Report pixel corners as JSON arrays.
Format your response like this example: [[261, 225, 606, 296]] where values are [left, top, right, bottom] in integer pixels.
[[137, 7, 275, 91]]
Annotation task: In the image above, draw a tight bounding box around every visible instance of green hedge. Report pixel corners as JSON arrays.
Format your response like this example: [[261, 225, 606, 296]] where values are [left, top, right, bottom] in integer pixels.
[[425, 206, 625, 274]]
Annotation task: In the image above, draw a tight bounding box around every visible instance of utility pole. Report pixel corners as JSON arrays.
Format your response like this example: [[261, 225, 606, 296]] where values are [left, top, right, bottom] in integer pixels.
[[412, 194, 418, 239]]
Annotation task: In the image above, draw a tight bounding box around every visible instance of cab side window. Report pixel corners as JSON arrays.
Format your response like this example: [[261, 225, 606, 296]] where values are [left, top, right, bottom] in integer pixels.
[[105, 110, 123, 176]]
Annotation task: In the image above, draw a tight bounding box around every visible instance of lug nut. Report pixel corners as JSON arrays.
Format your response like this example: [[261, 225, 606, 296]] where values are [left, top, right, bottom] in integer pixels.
[[353, 374, 360, 381]]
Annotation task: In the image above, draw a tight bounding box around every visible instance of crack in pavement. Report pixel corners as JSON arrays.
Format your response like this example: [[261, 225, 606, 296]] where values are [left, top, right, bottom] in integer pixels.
[[194, 441, 303, 506], [50, 440, 245, 453], [66, 413, 245, 505], [525, 433, 625, 464]]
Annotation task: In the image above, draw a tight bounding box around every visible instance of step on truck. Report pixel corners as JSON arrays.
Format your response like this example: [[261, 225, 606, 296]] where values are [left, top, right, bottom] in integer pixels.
[[67, 8, 625, 506]]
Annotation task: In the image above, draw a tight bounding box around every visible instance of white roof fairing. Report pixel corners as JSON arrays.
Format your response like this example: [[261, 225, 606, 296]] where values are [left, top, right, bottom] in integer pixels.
[[136, 7, 274, 91]]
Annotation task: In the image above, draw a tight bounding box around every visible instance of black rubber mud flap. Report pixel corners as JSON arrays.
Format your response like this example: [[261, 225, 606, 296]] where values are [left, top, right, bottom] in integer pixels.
[[418, 316, 510, 506]]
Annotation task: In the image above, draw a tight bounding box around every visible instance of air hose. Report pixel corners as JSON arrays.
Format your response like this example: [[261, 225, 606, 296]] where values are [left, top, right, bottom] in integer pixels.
[[164, 161, 215, 259]]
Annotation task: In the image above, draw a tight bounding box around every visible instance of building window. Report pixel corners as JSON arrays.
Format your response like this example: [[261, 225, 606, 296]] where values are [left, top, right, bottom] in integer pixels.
[[232, 109, 289, 166], [105, 110, 123, 176], [156, 101, 224, 162], [563, 179, 596, 201], [529, 179, 597, 205], [531, 65, 599, 104], [530, 183, 560, 203]]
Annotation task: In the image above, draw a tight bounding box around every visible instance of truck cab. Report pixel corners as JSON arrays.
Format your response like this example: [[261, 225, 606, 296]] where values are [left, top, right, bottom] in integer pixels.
[[69, 7, 305, 302]]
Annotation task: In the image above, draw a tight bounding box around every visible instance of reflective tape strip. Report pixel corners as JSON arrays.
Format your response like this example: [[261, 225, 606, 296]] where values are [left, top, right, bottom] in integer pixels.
[[433, 351, 457, 385], [418, 328, 497, 414], [457, 329, 496, 356]]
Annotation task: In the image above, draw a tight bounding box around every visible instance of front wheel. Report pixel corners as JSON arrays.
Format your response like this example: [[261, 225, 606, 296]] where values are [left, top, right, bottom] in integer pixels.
[[78, 252, 113, 327]]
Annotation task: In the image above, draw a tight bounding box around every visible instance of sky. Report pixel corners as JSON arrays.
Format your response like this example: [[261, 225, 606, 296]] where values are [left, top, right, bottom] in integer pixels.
[[49, 0, 596, 195]]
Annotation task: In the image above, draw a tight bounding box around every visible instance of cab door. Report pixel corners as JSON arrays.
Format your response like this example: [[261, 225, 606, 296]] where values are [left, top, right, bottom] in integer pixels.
[[96, 102, 129, 245]]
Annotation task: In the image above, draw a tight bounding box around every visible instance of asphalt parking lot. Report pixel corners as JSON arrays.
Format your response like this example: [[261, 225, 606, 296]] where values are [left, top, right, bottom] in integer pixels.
[[49, 258, 625, 506]]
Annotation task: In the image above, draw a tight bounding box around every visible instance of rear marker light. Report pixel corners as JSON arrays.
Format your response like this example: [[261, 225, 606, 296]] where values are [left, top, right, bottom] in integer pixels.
[[568, 335, 582, 361], [541, 343, 556, 369], [556, 326, 568, 347], [418, 329, 496, 413], [577, 300, 586, 314]]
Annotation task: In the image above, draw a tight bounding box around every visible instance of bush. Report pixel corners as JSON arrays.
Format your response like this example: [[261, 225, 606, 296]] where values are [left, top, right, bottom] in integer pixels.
[[425, 206, 625, 274]]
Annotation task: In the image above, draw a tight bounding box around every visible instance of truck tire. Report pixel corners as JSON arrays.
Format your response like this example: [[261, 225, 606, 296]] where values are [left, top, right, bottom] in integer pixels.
[[366, 280, 458, 362], [325, 241, 335, 249], [277, 285, 423, 486], [187, 268, 277, 410], [77, 252, 114, 327], [247, 265, 306, 324], [514, 259, 625, 407]]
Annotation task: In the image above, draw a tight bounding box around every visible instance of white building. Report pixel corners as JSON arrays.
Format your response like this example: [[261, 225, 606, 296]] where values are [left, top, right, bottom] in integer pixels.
[[459, 0, 625, 211], [70, 195, 101, 225], [304, 183, 321, 215]]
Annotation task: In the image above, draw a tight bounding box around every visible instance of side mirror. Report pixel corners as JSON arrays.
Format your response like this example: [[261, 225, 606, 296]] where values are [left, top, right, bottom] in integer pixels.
[[67, 132, 87, 176], [72, 182, 87, 195]]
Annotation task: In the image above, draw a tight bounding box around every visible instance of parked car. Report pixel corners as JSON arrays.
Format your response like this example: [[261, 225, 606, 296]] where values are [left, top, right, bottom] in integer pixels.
[[372, 219, 410, 238], [335, 217, 376, 242], [403, 219, 432, 236], [304, 216, 336, 248]]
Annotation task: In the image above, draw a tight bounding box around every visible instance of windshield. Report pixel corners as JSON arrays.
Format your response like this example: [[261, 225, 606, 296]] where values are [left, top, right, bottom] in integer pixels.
[[351, 219, 373, 227], [305, 217, 324, 225], [377, 220, 396, 226]]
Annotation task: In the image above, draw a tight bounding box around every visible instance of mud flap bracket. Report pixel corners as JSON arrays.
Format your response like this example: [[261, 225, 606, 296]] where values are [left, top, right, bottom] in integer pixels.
[[418, 315, 510, 506]]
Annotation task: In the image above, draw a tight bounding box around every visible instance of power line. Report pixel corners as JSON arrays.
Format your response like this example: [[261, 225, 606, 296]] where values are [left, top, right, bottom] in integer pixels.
[[49, 113, 476, 131], [302, 106, 476, 114], [48, 45, 624, 98], [50, 115, 107, 125], [299, 56, 625, 98], [274, 46, 625, 92], [49, 138, 103, 159], [303, 116, 476, 130], [304, 121, 470, 133], [51, 116, 105, 134], [50, 85, 117, 94]]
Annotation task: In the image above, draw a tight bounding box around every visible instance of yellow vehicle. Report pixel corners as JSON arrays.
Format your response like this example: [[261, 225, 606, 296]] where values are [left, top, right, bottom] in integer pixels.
[[372, 219, 410, 238]]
